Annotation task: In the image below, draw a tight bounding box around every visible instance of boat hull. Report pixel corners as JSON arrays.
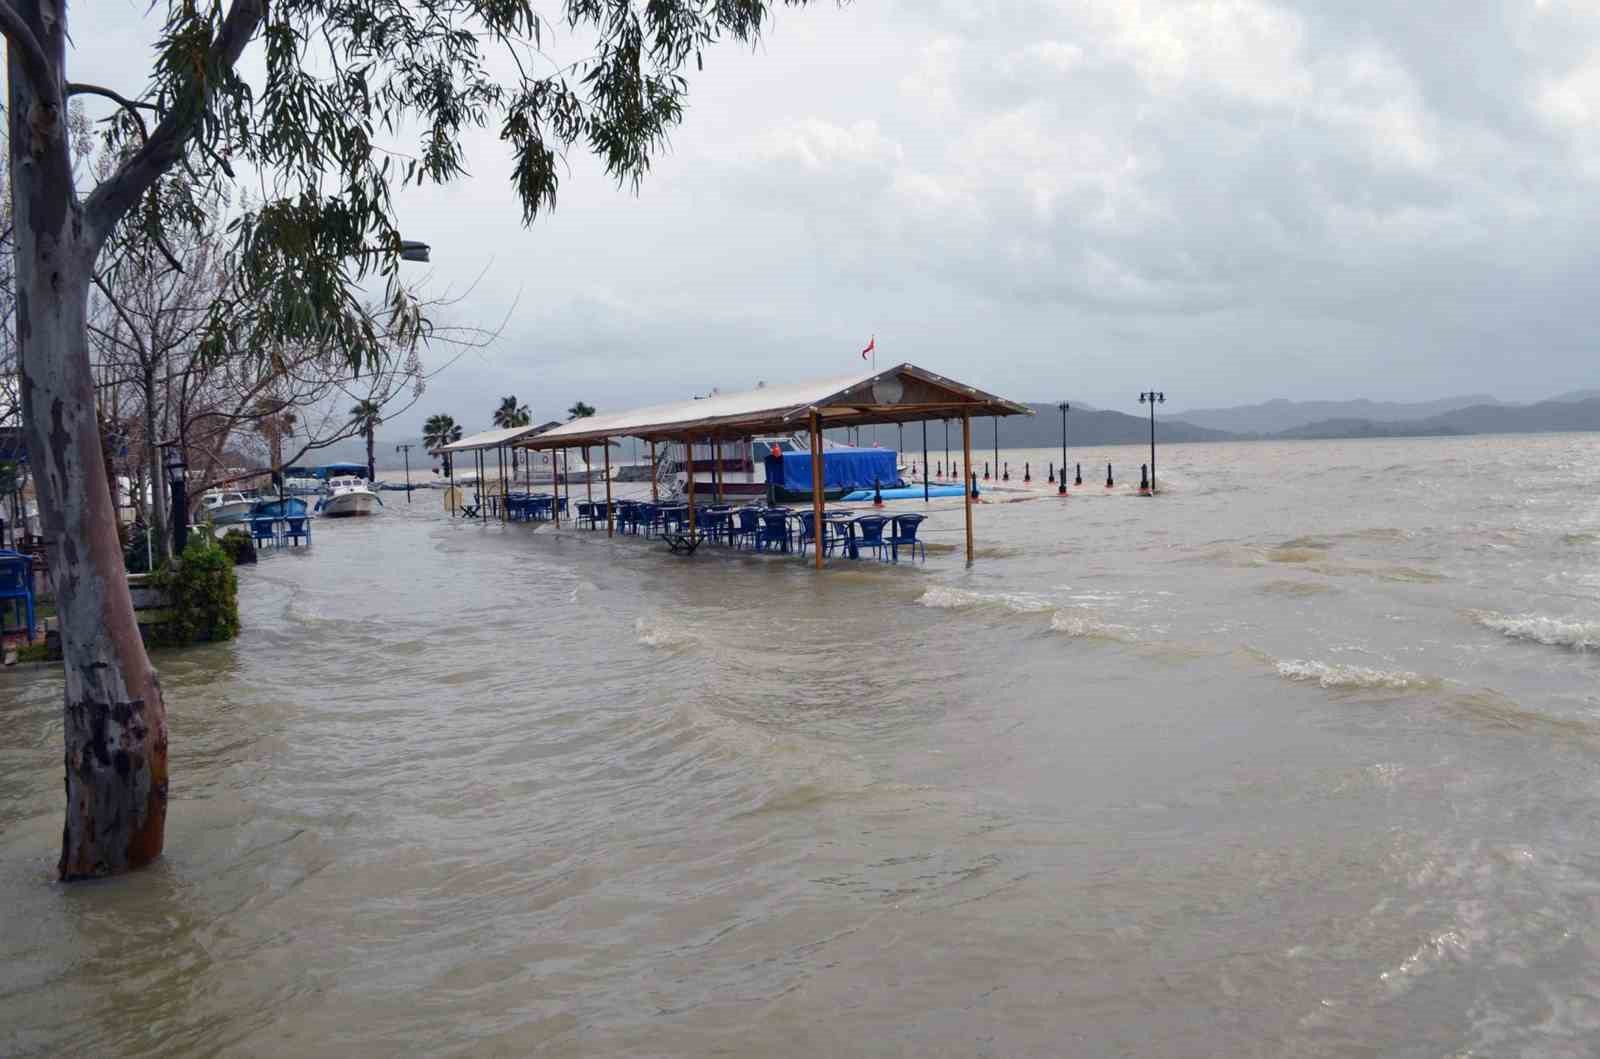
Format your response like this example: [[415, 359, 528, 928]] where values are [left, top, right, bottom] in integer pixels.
[[208, 501, 258, 525], [319, 493, 381, 518]]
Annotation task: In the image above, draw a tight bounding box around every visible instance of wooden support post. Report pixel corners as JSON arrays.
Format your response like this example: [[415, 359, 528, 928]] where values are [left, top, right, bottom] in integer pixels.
[[604, 440, 614, 537], [552, 449, 561, 527], [584, 444, 594, 525], [649, 440, 659, 502], [962, 413, 975, 563], [685, 437, 697, 546], [714, 438, 724, 504], [810, 410, 825, 571]]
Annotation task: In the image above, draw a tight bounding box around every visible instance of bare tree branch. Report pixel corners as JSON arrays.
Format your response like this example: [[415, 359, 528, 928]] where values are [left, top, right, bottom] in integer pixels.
[[65, 82, 156, 143]]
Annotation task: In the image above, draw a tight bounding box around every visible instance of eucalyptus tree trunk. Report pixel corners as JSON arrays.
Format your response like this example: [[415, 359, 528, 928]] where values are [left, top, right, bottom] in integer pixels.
[[9, 13, 169, 878], [366, 427, 375, 481]]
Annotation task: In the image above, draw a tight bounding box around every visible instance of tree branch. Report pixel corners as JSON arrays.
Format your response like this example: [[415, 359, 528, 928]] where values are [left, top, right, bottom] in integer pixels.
[[82, 0, 264, 245], [0, 0, 57, 106], [66, 82, 155, 142]]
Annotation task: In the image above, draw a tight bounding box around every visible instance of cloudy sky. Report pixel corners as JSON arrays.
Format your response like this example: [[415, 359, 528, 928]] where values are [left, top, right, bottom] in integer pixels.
[[78, 1, 1600, 442]]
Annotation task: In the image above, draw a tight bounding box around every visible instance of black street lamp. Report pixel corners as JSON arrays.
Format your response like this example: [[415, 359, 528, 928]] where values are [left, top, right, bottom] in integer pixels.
[[1057, 401, 1069, 495], [395, 443, 414, 502], [163, 444, 188, 556], [1138, 391, 1165, 494]]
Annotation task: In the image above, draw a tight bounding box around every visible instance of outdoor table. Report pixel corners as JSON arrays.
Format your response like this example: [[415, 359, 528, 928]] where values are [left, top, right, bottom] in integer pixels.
[[828, 515, 863, 559]]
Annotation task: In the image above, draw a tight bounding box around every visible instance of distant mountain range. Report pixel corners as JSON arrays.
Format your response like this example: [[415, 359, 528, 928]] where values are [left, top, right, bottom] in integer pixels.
[[1277, 397, 1600, 439], [1171, 394, 1502, 434]]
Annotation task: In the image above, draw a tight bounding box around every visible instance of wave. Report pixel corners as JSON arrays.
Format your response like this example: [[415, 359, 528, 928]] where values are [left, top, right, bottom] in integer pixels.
[[1049, 611, 1137, 642], [1259, 579, 1334, 597], [917, 586, 1054, 614], [1267, 547, 1323, 564], [634, 614, 698, 650], [1472, 611, 1600, 651], [1273, 659, 1441, 692]]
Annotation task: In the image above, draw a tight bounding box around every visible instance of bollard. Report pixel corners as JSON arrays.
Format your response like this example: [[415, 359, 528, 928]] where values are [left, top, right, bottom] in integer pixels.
[[1139, 464, 1150, 492], [1003, 462, 1010, 482], [1075, 463, 1083, 487], [1105, 463, 1114, 488], [1058, 471, 1067, 496], [971, 472, 980, 499], [1024, 462, 1031, 483], [984, 461, 991, 481], [937, 460, 944, 479], [1048, 462, 1055, 484]]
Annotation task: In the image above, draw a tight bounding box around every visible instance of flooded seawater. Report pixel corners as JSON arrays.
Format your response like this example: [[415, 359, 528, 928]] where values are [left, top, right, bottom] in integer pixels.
[[5, 433, 1600, 1057]]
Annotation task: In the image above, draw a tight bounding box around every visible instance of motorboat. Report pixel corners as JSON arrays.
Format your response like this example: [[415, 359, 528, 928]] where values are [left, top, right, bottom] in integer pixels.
[[666, 434, 901, 501], [200, 490, 258, 525], [315, 476, 383, 518], [525, 449, 614, 485]]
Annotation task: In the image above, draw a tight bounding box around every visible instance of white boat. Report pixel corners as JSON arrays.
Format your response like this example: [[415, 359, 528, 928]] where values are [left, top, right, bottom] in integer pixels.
[[200, 490, 258, 525], [525, 449, 614, 485], [316, 476, 383, 518]]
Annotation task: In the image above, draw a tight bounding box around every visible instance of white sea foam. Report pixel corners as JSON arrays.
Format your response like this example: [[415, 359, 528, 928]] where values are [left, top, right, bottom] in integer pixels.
[[635, 615, 697, 649], [917, 586, 1054, 614], [1472, 612, 1600, 651], [1273, 659, 1440, 691], [1049, 611, 1137, 642]]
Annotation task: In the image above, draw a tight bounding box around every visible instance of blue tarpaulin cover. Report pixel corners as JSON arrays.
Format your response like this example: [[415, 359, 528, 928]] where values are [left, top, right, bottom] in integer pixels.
[[778, 450, 898, 493]]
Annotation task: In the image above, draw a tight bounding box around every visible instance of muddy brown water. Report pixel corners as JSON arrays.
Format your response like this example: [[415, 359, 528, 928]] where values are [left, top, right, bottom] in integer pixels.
[[4, 434, 1600, 1056]]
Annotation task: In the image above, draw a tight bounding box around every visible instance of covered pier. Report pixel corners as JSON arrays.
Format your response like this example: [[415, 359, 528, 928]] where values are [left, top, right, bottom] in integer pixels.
[[433, 422, 551, 519], [518, 363, 1030, 566]]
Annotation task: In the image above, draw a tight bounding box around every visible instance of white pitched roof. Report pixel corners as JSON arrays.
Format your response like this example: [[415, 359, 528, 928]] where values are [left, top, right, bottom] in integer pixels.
[[434, 423, 543, 454], [524, 363, 1028, 447]]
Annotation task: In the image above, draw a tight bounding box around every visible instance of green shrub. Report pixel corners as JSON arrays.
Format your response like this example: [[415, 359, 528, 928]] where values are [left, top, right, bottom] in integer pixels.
[[149, 537, 240, 646], [15, 642, 55, 663], [218, 529, 257, 566]]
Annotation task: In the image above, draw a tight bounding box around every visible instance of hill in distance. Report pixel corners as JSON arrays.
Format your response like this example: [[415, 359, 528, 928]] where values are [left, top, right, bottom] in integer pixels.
[[1171, 394, 1501, 435], [1279, 397, 1600, 440]]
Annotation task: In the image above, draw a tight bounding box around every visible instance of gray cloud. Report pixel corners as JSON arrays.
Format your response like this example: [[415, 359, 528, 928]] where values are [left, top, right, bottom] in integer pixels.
[[70, 1, 1600, 442]]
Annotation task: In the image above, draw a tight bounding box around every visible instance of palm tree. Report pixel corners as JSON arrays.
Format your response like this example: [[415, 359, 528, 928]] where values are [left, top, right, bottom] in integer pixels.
[[493, 395, 530, 428], [567, 400, 596, 420], [422, 413, 463, 477], [349, 399, 383, 481], [492, 396, 531, 476]]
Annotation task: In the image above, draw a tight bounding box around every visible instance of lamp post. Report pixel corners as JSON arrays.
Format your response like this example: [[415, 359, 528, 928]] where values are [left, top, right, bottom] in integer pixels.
[[1057, 401, 1069, 495], [1138, 391, 1165, 494], [395, 443, 414, 502], [163, 444, 188, 556]]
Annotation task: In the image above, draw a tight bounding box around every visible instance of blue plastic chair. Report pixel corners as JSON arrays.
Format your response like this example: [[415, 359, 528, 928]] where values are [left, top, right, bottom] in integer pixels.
[[250, 517, 279, 548], [757, 511, 792, 553], [0, 552, 36, 637], [797, 513, 842, 559], [283, 515, 311, 547], [884, 513, 926, 563], [851, 515, 889, 560], [575, 501, 596, 529], [734, 508, 763, 549]]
